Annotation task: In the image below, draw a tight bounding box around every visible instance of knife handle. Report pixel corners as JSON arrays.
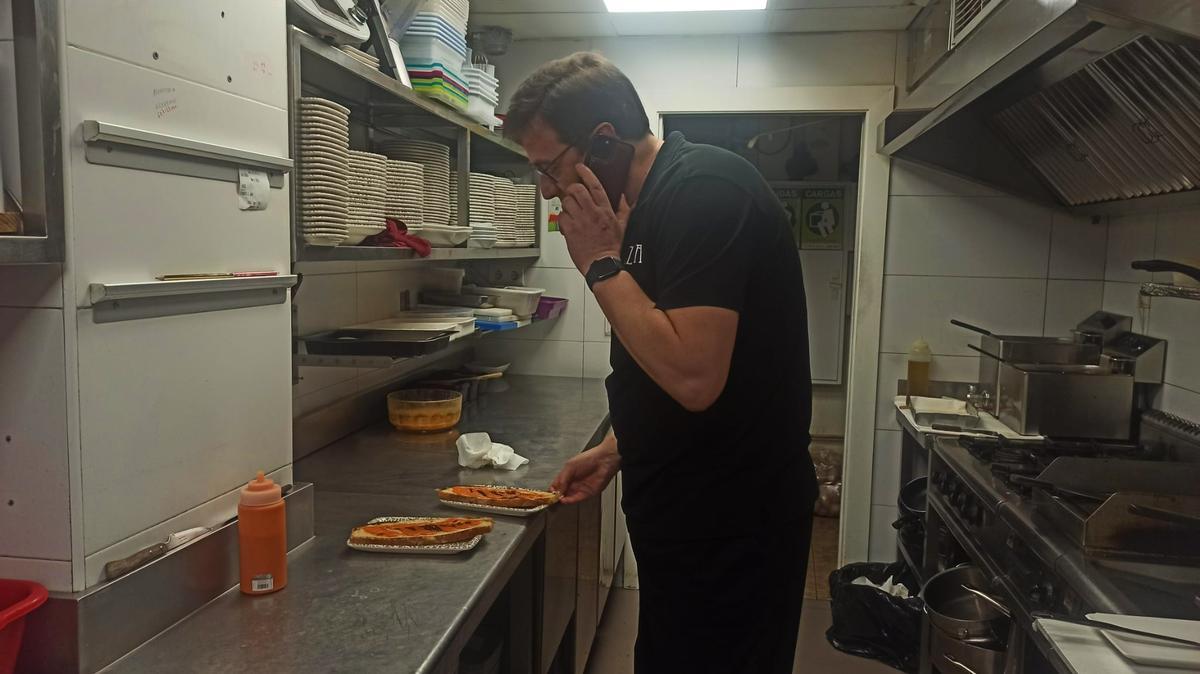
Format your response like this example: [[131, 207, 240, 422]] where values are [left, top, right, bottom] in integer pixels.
[[104, 542, 168, 581]]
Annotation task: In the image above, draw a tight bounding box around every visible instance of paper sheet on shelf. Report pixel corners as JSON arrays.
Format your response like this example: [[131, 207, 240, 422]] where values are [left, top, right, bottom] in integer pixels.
[[237, 168, 270, 211], [894, 396, 1043, 440]]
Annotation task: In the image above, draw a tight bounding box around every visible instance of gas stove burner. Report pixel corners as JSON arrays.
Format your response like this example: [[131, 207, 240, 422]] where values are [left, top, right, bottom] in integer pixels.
[[960, 435, 1154, 492]]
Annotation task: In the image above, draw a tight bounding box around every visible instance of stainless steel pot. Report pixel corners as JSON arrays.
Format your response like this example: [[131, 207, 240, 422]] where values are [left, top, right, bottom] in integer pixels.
[[930, 623, 1007, 674], [923, 566, 1010, 642]]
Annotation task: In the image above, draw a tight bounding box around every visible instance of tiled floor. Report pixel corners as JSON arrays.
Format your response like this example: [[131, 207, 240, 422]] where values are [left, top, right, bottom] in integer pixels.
[[585, 588, 897, 674], [805, 515, 840, 601]]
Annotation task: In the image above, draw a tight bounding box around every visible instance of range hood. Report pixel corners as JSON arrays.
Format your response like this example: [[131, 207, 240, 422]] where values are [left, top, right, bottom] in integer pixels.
[[881, 0, 1200, 214]]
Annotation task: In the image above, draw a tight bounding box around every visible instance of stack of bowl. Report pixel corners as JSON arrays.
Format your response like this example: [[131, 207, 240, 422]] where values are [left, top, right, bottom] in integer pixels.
[[296, 97, 351, 246], [346, 150, 388, 245], [385, 159, 424, 227]]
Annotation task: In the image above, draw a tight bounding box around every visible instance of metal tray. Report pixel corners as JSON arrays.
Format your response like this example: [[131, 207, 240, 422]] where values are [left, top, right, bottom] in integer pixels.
[[439, 485, 557, 518], [301, 329, 454, 357], [345, 516, 484, 555]]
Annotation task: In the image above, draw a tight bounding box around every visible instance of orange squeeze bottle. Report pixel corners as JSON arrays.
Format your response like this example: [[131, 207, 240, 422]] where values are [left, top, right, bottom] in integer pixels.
[[238, 471, 287, 595]]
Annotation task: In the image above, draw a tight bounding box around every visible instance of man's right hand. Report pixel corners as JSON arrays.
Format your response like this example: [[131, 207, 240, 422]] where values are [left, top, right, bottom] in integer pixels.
[[550, 432, 621, 505]]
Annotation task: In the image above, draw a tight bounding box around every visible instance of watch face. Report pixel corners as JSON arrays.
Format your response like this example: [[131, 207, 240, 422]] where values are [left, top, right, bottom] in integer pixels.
[[588, 257, 622, 286]]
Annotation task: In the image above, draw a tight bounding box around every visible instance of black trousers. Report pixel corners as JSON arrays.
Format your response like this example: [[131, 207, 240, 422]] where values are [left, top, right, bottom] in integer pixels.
[[630, 514, 814, 674]]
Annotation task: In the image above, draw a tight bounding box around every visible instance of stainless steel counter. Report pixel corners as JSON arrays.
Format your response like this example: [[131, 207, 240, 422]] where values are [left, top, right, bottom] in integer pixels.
[[104, 376, 610, 674]]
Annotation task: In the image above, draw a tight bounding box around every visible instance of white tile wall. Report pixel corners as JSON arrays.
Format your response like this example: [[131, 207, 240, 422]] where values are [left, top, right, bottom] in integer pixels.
[[584, 287, 608, 343], [583, 341, 612, 379], [1148, 296, 1200, 394], [735, 32, 896, 87], [871, 430, 903, 507], [868, 504, 899, 561], [1154, 207, 1200, 283], [885, 196, 1052, 278], [1044, 281, 1104, 337], [1105, 214, 1156, 283], [879, 276, 1048, 356], [1102, 281, 1148, 333], [477, 339, 585, 378], [1050, 213, 1107, 280], [592, 36, 739, 92], [1158, 385, 1200, 422]]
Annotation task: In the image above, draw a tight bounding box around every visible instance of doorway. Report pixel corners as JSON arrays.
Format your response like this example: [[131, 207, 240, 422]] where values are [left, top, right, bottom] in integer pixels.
[[641, 84, 894, 567], [663, 112, 863, 596]]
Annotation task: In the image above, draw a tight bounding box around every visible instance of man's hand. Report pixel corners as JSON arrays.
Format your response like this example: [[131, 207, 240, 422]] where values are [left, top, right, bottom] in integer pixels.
[[558, 163, 632, 274], [550, 434, 621, 505]]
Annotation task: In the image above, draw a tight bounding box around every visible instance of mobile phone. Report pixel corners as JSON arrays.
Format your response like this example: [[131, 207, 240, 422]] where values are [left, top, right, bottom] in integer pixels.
[[583, 133, 635, 211]]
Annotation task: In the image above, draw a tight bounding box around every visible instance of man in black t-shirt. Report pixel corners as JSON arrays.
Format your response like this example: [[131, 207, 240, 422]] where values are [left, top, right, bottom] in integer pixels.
[[505, 53, 818, 674]]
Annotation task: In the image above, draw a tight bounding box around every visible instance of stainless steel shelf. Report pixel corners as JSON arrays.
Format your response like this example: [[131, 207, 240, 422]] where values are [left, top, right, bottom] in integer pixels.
[[297, 245, 540, 263], [294, 316, 546, 369], [1140, 282, 1200, 301]]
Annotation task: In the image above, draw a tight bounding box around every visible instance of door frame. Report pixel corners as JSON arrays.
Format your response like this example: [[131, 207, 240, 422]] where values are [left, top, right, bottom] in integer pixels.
[[647, 85, 894, 564]]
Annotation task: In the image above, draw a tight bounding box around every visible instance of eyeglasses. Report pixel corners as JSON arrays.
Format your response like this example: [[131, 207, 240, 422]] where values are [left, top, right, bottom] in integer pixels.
[[532, 143, 578, 188]]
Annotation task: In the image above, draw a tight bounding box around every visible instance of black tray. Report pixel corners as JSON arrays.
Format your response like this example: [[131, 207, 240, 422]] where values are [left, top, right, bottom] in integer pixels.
[[301, 329, 455, 357]]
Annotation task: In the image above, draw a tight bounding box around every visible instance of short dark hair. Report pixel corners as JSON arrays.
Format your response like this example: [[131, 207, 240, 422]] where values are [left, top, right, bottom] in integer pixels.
[[504, 52, 651, 146]]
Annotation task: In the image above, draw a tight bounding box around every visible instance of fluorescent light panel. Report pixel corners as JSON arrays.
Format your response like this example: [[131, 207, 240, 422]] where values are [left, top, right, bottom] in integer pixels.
[[604, 0, 768, 12]]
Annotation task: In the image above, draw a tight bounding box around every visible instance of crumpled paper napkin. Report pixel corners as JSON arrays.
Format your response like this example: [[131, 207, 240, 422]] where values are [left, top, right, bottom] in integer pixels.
[[456, 432, 529, 471], [851, 574, 911, 599]]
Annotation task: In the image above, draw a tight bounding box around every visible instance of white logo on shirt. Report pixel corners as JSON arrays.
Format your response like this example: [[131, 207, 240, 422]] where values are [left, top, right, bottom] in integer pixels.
[[625, 243, 644, 265]]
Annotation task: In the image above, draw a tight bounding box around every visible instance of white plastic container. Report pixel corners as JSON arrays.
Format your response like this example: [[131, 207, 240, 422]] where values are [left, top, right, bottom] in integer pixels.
[[463, 285, 546, 318]]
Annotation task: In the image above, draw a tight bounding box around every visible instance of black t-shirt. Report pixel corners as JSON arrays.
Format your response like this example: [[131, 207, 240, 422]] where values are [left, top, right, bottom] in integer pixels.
[[607, 132, 818, 541]]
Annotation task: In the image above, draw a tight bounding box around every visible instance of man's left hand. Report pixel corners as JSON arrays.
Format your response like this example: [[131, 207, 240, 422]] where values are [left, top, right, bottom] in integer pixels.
[[558, 163, 631, 275]]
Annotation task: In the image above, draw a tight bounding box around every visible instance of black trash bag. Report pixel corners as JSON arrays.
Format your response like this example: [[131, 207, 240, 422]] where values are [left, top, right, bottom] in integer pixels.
[[825, 561, 924, 673]]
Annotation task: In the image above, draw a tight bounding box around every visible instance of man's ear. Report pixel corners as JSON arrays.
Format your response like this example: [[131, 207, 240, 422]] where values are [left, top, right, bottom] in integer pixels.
[[591, 122, 618, 139]]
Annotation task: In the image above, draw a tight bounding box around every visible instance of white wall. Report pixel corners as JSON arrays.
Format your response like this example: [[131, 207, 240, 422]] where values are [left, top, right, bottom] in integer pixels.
[[867, 159, 1109, 560], [1102, 207, 1200, 421], [482, 31, 900, 388]]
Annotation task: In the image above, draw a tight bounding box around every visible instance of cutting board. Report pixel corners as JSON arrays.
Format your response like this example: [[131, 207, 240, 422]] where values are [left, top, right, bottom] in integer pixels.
[[1036, 618, 1198, 674], [1090, 614, 1200, 670]]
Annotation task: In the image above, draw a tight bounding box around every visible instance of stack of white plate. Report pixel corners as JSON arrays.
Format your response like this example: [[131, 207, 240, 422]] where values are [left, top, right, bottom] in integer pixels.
[[297, 97, 352, 247], [491, 176, 520, 247], [513, 184, 538, 247], [385, 160, 424, 227], [346, 150, 388, 245], [375, 138, 452, 226], [340, 45, 380, 69], [449, 170, 459, 225], [468, 172, 497, 248]]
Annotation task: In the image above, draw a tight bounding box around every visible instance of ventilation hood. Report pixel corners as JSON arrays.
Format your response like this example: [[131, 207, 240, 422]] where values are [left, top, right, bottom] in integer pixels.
[[881, 0, 1200, 214]]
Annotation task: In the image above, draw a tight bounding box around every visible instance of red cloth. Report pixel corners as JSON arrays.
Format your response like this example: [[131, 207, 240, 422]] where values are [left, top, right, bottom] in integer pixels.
[[364, 219, 432, 256]]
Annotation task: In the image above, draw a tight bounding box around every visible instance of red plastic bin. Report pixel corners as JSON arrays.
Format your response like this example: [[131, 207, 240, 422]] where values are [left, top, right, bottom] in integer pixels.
[[0, 579, 48, 674]]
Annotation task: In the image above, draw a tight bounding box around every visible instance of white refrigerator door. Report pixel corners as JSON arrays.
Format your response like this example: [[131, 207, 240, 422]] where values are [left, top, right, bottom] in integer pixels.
[[801, 249, 847, 385]]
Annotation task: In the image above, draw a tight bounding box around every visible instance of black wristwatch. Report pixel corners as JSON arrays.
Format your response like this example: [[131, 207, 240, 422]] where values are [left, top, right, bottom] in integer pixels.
[[585, 256, 624, 289]]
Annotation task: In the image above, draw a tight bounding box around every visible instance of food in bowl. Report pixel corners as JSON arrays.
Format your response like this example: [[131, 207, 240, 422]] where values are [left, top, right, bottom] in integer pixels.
[[387, 388, 464, 433]]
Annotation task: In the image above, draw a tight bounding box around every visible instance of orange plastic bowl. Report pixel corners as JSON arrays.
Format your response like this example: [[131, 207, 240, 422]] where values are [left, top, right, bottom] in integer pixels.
[[387, 389, 464, 433]]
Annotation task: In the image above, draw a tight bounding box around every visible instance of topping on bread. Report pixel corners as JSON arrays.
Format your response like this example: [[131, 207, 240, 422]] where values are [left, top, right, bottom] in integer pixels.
[[349, 517, 493, 547], [438, 485, 560, 509]]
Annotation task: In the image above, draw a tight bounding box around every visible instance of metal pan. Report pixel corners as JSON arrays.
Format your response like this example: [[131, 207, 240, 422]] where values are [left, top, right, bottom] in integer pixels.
[[923, 566, 1011, 643], [301, 329, 454, 357]]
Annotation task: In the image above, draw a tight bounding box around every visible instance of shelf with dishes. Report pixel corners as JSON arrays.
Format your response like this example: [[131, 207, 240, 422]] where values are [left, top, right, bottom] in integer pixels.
[[288, 34, 540, 263]]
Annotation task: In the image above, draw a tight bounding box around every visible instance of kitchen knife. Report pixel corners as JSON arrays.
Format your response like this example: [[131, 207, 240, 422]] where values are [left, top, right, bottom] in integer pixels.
[[103, 526, 210, 581]]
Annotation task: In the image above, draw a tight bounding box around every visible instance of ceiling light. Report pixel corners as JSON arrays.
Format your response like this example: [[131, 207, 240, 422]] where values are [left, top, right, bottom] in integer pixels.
[[604, 0, 768, 12]]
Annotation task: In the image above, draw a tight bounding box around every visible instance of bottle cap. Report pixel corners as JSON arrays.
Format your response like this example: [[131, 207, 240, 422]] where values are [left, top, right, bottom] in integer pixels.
[[910, 338, 932, 358], [239, 471, 282, 507]]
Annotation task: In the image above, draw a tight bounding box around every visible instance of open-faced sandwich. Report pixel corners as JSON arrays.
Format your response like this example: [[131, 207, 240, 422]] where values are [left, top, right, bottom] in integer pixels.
[[349, 516, 493, 547], [437, 485, 560, 509]]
